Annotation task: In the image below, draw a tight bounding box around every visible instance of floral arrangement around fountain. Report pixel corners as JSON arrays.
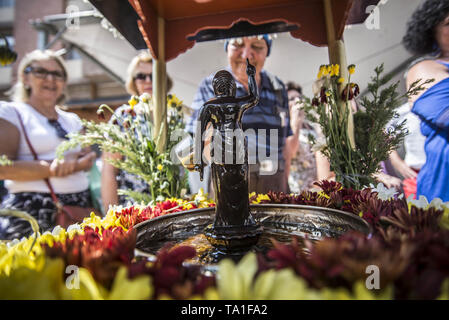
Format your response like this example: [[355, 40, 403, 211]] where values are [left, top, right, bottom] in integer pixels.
[[1, 66, 447, 300], [1, 181, 448, 300]]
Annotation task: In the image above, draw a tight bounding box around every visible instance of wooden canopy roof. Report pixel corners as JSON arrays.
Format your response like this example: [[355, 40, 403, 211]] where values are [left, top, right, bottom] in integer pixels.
[[91, 0, 381, 62]]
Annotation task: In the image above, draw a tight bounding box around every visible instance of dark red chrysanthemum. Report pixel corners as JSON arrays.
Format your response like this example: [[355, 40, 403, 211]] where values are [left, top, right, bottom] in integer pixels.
[[44, 226, 137, 289]]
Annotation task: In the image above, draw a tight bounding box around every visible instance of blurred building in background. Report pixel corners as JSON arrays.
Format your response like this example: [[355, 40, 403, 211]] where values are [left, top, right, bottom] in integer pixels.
[[0, 0, 135, 121]]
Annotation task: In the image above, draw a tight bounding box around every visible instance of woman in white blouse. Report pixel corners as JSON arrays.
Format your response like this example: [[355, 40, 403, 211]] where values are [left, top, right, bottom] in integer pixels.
[[0, 49, 96, 240]]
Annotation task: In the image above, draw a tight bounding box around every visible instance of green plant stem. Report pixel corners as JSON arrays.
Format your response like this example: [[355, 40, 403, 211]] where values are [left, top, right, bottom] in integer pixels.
[[0, 209, 39, 253]]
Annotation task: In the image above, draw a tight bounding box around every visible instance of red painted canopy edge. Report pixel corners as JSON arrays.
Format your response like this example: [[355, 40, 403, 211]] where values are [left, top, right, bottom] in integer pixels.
[[128, 0, 376, 61]]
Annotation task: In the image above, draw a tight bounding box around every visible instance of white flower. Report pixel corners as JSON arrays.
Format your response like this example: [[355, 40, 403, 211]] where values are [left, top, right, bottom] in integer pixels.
[[134, 102, 147, 115], [429, 197, 449, 211], [67, 223, 81, 233], [407, 194, 429, 209], [369, 183, 398, 201], [311, 136, 327, 153], [139, 92, 151, 102], [407, 195, 449, 211], [6, 238, 20, 249], [51, 225, 64, 237]]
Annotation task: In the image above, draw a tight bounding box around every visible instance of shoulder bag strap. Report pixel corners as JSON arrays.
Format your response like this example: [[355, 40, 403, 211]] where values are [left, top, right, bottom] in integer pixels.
[[13, 108, 63, 209]]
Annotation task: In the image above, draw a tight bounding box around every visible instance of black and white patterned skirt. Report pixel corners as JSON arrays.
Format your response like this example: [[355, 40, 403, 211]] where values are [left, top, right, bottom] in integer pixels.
[[0, 190, 92, 240], [116, 170, 151, 205]]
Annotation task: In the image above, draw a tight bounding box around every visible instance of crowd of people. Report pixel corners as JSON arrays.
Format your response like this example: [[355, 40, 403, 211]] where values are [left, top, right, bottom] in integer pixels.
[[0, 0, 448, 240]]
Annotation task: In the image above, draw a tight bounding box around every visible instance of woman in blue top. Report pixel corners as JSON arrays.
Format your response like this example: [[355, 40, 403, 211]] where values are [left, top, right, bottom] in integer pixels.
[[403, 0, 449, 201]]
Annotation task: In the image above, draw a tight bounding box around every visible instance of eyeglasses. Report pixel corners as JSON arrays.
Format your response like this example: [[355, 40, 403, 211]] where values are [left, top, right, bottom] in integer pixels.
[[25, 66, 66, 81], [48, 119, 69, 140], [134, 73, 153, 81], [229, 39, 267, 52], [288, 95, 303, 102]]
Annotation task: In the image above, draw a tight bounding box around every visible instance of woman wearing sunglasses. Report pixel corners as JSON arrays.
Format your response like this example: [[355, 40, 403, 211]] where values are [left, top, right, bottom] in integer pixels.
[[101, 51, 173, 212], [0, 49, 96, 240]]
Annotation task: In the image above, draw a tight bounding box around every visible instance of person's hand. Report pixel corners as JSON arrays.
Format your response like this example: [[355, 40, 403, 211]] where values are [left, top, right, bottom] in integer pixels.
[[49, 157, 77, 177], [375, 172, 402, 190], [246, 58, 256, 76], [290, 100, 305, 134], [76, 151, 96, 171], [389, 152, 418, 180], [397, 163, 418, 180]]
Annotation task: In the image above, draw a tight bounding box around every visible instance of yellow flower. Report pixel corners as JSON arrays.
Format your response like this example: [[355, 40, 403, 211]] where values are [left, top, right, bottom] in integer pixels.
[[192, 188, 214, 207], [318, 191, 330, 199], [317, 65, 327, 79], [337, 77, 345, 84], [107, 266, 152, 300], [215, 253, 320, 299], [348, 64, 356, 75], [255, 194, 270, 204], [102, 208, 127, 230], [330, 64, 340, 77], [167, 93, 182, 109], [157, 164, 163, 171], [80, 212, 104, 232], [249, 193, 270, 204], [128, 96, 138, 109]]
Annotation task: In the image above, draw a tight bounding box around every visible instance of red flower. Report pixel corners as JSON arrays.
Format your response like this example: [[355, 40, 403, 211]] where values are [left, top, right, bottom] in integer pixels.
[[341, 84, 354, 100], [266, 238, 300, 269], [320, 87, 328, 103], [123, 119, 130, 129], [341, 83, 360, 101], [266, 191, 291, 204], [144, 244, 216, 299], [156, 200, 182, 212], [314, 180, 343, 194], [124, 107, 137, 117], [311, 97, 320, 106], [44, 226, 137, 289], [352, 83, 360, 96]]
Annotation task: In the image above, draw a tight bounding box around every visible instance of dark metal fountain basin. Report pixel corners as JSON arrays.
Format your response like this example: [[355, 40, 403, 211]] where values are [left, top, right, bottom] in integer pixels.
[[134, 204, 370, 267]]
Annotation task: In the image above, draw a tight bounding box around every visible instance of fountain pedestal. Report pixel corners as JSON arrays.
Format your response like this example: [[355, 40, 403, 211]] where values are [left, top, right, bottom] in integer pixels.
[[205, 162, 263, 254]]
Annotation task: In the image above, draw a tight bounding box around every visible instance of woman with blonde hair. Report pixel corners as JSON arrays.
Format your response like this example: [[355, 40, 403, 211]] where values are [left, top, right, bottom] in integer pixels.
[[101, 51, 173, 211], [0, 49, 96, 240]]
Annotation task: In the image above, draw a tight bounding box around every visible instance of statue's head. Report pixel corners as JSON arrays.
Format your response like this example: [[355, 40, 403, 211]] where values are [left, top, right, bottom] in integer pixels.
[[212, 70, 236, 97]]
